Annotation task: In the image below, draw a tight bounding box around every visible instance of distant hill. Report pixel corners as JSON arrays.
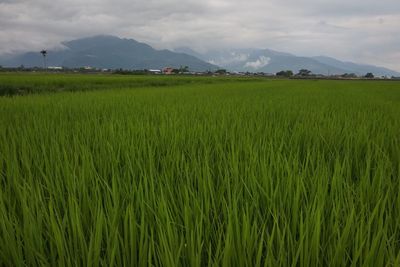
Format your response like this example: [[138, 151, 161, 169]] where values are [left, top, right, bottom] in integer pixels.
[[0, 35, 218, 71], [175, 48, 400, 76], [311, 56, 400, 77]]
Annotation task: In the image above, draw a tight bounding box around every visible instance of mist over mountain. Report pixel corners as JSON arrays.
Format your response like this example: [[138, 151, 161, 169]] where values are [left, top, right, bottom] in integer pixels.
[[0, 35, 218, 71], [311, 56, 400, 77], [175, 48, 400, 77], [2, 35, 399, 77]]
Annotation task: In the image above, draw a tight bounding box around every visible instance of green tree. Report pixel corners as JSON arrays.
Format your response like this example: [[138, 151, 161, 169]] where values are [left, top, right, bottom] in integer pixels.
[[40, 50, 47, 69], [215, 69, 227, 75], [297, 69, 312, 76], [341, 73, 357, 78], [365, 72, 374, 78], [276, 70, 293, 77], [179, 66, 189, 73]]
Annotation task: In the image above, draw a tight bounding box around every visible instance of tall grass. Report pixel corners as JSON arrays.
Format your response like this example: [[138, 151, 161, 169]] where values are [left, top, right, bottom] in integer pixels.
[[0, 76, 400, 266]]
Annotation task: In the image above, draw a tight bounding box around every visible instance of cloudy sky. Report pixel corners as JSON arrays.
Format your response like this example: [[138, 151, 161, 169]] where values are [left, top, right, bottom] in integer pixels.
[[1, 0, 399, 70]]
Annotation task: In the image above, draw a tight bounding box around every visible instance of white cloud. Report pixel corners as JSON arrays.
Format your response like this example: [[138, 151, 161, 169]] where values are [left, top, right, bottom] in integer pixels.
[[0, 0, 399, 70], [244, 56, 271, 69], [208, 53, 250, 66]]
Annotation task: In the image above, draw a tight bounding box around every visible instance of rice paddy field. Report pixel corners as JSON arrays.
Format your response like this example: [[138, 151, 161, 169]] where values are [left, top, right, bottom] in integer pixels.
[[0, 73, 400, 266]]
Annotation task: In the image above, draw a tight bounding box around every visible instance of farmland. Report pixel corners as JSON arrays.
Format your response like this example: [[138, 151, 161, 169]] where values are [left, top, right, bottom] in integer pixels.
[[0, 73, 400, 266]]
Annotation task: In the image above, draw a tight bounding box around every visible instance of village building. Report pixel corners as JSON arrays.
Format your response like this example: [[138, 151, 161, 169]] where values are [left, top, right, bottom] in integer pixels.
[[163, 67, 174, 75]]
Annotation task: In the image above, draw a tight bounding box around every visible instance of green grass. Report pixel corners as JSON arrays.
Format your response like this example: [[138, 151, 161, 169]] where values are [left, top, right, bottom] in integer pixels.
[[0, 72, 259, 96], [0, 74, 400, 266]]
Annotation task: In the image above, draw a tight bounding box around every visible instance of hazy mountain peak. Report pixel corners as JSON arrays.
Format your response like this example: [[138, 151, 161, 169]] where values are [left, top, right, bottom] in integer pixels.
[[180, 47, 400, 76], [1, 35, 218, 71], [62, 35, 123, 50], [1, 35, 399, 76]]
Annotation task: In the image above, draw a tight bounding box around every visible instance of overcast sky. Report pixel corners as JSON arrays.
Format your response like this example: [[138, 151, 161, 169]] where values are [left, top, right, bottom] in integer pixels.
[[1, 0, 399, 70]]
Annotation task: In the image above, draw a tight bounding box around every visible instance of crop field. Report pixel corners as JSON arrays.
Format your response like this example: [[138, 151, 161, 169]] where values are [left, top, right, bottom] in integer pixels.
[[0, 73, 400, 266]]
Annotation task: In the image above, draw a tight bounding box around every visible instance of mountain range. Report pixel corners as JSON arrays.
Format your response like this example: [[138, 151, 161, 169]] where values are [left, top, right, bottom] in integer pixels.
[[1, 35, 399, 76], [174, 47, 400, 77], [0, 35, 217, 71]]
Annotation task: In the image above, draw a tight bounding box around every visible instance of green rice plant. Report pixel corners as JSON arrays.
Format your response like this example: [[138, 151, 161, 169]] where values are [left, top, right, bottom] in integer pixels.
[[0, 74, 399, 266]]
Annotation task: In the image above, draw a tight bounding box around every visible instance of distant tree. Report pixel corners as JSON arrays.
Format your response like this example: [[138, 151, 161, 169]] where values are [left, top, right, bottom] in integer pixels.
[[179, 66, 189, 73], [276, 70, 293, 77], [341, 73, 357, 78], [172, 68, 180, 74], [40, 50, 47, 69], [297, 69, 312, 76], [364, 72, 374, 78], [215, 69, 227, 75]]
